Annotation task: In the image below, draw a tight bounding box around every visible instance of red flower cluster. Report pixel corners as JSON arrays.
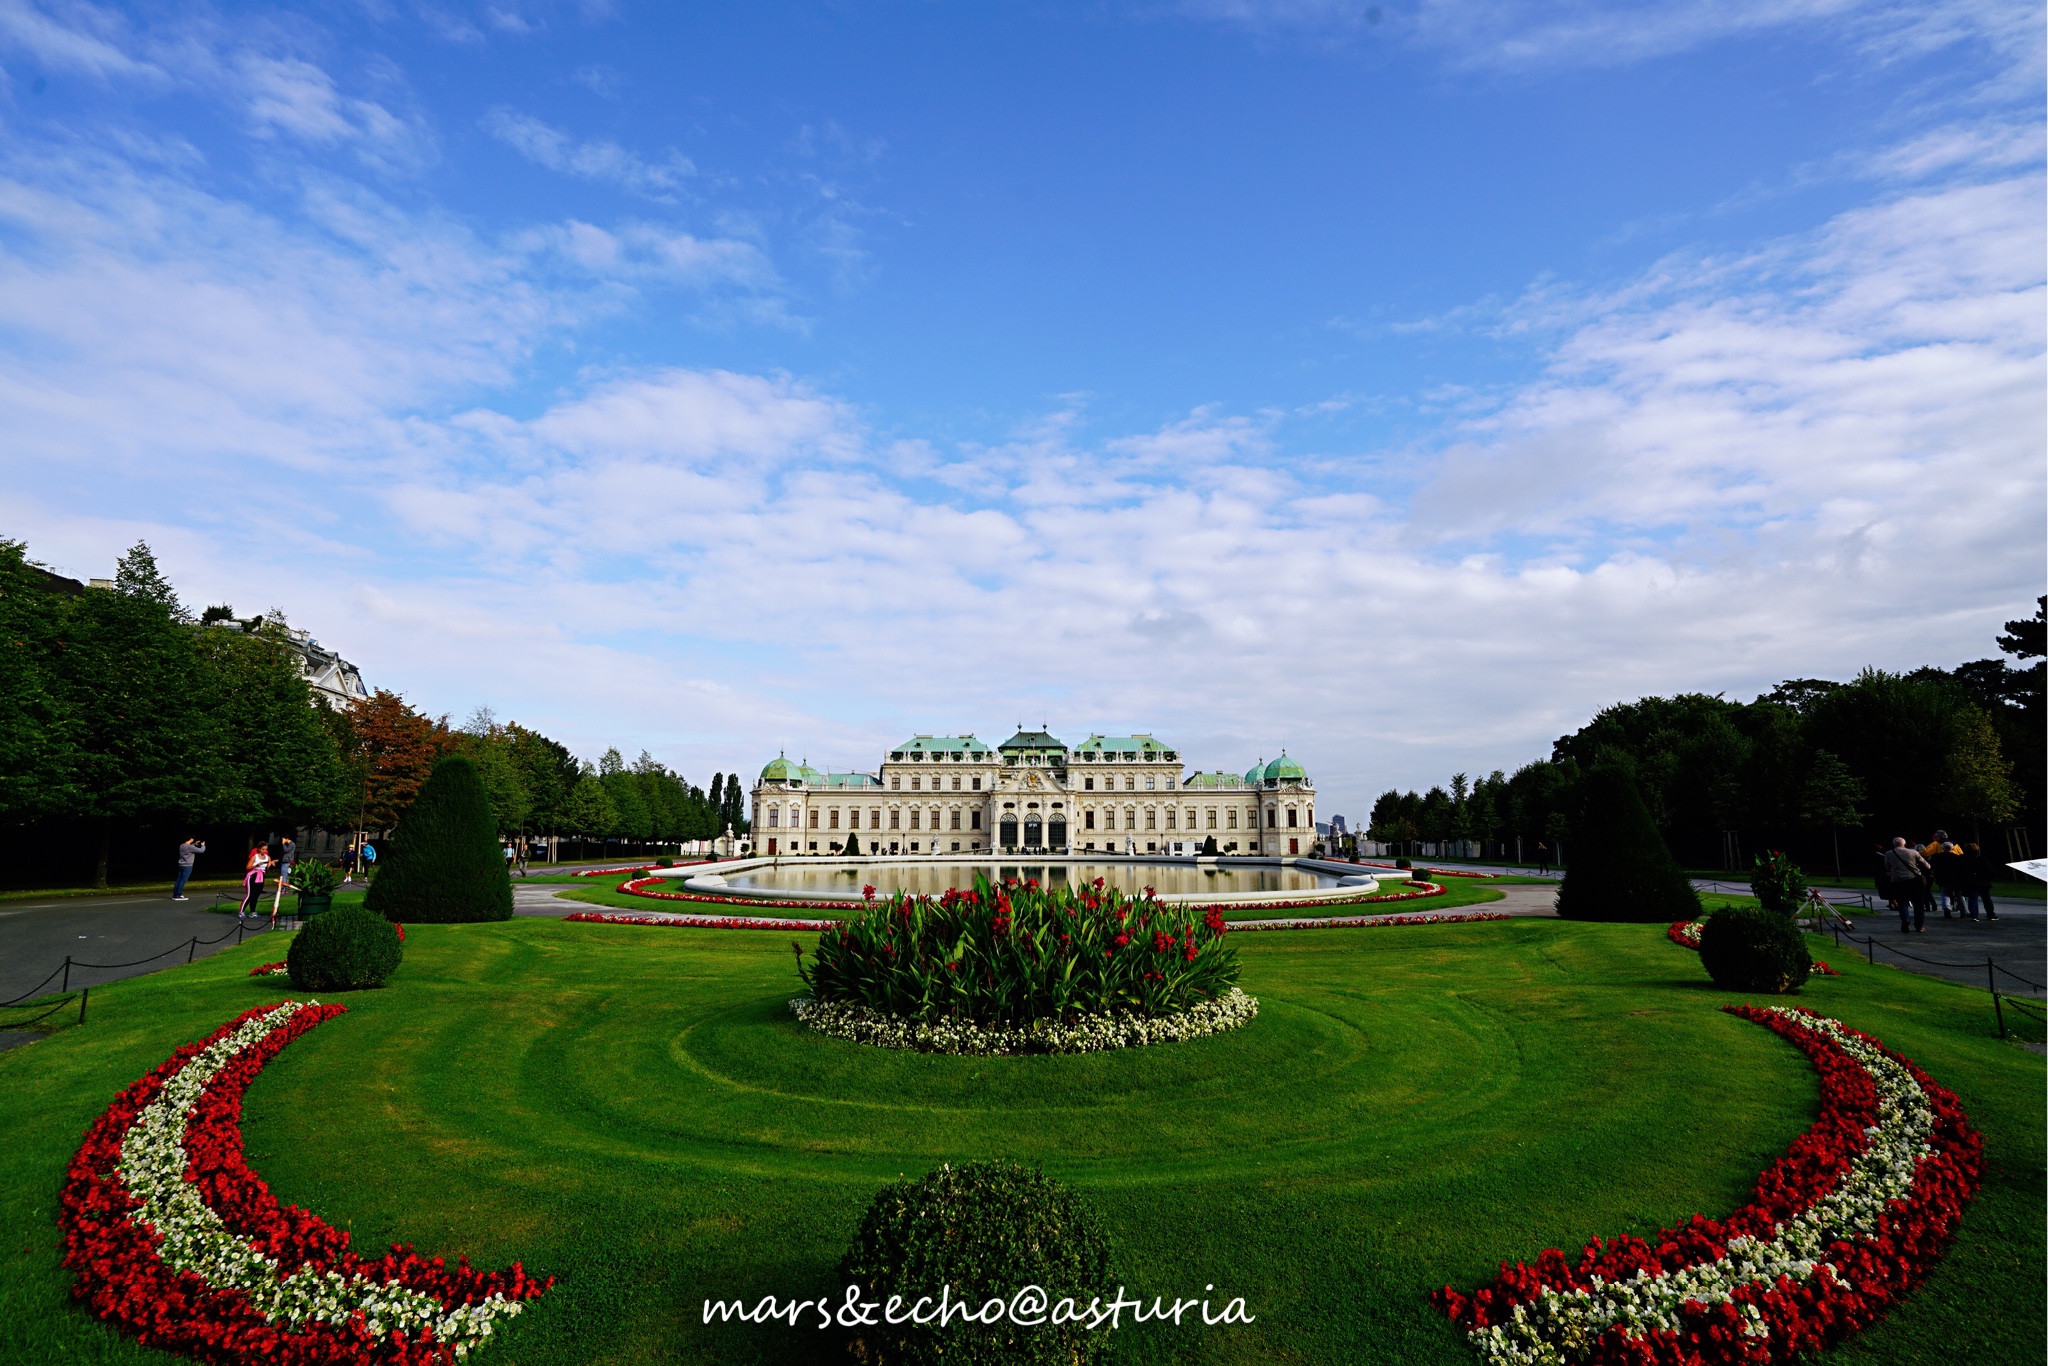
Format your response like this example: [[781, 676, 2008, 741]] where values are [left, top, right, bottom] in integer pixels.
[[1431, 1006, 1982, 1363], [393, 925, 405, 943], [564, 911, 830, 932], [607, 874, 1452, 919], [1813, 960, 1840, 977], [247, 962, 288, 977], [59, 1002, 552, 1364]]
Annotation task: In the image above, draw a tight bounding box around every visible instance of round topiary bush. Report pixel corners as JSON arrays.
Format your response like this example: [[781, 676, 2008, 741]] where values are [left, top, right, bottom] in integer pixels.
[[1697, 907, 1811, 994], [286, 903, 404, 991], [364, 753, 513, 923], [838, 1161, 1114, 1366]]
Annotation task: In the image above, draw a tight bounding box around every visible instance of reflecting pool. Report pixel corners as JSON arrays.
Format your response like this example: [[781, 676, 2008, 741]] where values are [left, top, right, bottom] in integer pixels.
[[707, 860, 1354, 900]]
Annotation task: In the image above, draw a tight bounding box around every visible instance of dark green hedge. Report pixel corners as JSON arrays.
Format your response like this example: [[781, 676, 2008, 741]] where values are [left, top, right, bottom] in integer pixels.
[[364, 754, 512, 923], [1698, 907, 1812, 993], [286, 904, 403, 990], [1556, 757, 1701, 923], [838, 1161, 1114, 1366]]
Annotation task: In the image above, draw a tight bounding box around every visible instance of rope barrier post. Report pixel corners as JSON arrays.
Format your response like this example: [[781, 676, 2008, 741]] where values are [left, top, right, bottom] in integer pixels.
[[1990, 958, 2005, 1040], [237, 919, 244, 946], [78, 986, 88, 1025], [62, 955, 71, 992], [1866, 935, 1875, 964], [187, 936, 197, 964]]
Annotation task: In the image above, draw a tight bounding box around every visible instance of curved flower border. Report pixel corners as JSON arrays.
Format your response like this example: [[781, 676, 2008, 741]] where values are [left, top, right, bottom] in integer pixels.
[[61, 1000, 551, 1364], [1670, 920, 1839, 975], [1433, 1005, 1981, 1365], [790, 986, 1260, 1054], [565, 910, 834, 931], [606, 874, 1454, 917]]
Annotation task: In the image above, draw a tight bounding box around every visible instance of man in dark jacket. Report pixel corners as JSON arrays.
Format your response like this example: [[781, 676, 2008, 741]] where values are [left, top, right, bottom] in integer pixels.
[[1926, 832, 1966, 919], [1961, 843, 2000, 921]]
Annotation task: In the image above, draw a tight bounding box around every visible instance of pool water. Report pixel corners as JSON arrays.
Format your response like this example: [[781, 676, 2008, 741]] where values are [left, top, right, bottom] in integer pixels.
[[710, 861, 1350, 900]]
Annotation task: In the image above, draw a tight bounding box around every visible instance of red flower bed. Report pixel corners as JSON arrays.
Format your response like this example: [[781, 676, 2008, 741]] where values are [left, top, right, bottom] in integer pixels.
[[605, 875, 1454, 917], [247, 962, 289, 977], [60, 1001, 551, 1364], [1232, 911, 1511, 932], [1432, 1005, 1981, 1364]]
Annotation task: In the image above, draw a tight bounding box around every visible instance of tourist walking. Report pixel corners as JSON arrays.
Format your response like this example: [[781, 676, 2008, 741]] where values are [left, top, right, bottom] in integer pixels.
[[1881, 837, 1931, 933], [238, 844, 270, 920], [172, 836, 205, 900], [271, 836, 296, 920], [1535, 842, 1551, 875], [1962, 843, 2000, 922]]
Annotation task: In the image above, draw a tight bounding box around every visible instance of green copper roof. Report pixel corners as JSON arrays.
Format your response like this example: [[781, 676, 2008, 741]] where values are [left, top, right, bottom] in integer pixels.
[[1244, 761, 1266, 784], [816, 771, 881, 788], [1182, 770, 1246, 789], [759, 754, 800, 781], [998, 729, 1067, 751], [1073, 734, 1170, 754], [891, 735, 992, 758], [1263, 753, 1308, 782]]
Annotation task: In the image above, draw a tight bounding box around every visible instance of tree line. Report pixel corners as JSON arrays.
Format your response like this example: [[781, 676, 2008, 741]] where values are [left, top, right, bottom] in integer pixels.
[[0, 539, 750, 887], [1367, 600, 2044, 878]]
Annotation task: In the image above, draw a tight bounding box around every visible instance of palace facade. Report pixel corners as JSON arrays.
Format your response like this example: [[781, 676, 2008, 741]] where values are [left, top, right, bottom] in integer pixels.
[[751, 729, 1316, 858]]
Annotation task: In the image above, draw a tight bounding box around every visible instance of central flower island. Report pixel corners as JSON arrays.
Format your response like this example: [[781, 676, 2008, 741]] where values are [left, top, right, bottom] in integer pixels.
[[790, 875, 1256, 1054]]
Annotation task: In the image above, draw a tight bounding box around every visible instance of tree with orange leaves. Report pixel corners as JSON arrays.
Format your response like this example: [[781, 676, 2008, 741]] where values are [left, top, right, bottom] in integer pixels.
[[340, 689, 453, 831]]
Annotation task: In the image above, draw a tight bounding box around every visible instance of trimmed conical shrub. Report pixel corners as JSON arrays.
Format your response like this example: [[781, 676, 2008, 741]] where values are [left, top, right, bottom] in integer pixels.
[[1555, 757, 1701, 923], [365, 754, 513, 923]]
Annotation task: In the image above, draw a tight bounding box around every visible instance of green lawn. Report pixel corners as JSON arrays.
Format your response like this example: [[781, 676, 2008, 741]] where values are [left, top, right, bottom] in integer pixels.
[[1, 916, 2038, 1365]]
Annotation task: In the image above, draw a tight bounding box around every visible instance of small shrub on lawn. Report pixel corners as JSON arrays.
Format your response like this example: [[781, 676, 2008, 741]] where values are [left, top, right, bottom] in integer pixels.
[[655, 856, 674, 868], [799, 875, 1239, 1026], [1394, 857, 1412, 869], [1697, 906, 1811, 994], [838, 1160, 1114, 1366], [286, 904, 403, 991]]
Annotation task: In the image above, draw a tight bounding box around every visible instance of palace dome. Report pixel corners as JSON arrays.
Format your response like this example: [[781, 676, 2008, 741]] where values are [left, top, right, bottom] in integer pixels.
[[759, 755, 800, 782], [1262, 754, 1307, 782]]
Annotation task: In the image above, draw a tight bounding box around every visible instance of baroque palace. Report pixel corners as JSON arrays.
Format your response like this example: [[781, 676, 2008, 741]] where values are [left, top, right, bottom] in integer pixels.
[[750, 729, 1315, 858]]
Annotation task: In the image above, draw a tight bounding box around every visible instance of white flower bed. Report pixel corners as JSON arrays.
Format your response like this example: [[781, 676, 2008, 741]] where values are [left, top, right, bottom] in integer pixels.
[[116, 1001, 532, 1355], [1463, 1007, 1936, 1366], [790, 987, 1260, 1054]]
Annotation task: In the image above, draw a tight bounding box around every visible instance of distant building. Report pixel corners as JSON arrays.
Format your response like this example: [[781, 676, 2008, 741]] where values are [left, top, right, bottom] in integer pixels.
[[206, 613, 369, 710], [751, 728, 1317, 857]]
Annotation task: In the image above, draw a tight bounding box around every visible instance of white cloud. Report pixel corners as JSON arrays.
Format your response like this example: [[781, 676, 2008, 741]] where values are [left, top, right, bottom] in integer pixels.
[[482, 106, 694, 198]]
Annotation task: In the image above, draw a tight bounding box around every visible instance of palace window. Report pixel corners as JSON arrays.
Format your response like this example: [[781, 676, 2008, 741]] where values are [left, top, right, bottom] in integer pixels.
[[1287, 808, 1298, 828], [1165, 809, 1176, 830], [891, 776, 900, 790], [809, 810, 819, 828], [1125, 776, 1136, 791], [951, 775, 961, 791], [1266, 809, 1276, 829], [950, 810, 961, 830], [972, 776, 982, 791], [870, 809, 881, 829], [910, 809, 921, 830], [1084, 776, 1095, 791], [1145, 809, 1157, 830], [1145, 776, 1156, 791], [912, 775, 921, 791], [1207, 809, 1217, 829], [971, 811, 981, 830], [829, 810, 840, 829], [767, 807, 780, 827], [1085, 810, 1095, 830], [890, 809, 901, 830], [1227, 809, 1237, 829]]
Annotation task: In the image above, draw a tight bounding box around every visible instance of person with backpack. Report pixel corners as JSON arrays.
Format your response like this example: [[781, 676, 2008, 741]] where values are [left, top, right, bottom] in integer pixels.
[[1924, 832, 1965, 919], [1881, 837, 1931, 933]]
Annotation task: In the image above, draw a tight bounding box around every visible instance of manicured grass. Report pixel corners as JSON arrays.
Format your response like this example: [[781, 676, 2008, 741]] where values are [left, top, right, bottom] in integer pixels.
[[1, 917, 2038, 1365]]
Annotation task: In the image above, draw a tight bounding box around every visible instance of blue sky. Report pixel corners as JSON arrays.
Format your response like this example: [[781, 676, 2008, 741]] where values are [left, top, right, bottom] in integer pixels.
[[0, 0, 2041, 817]]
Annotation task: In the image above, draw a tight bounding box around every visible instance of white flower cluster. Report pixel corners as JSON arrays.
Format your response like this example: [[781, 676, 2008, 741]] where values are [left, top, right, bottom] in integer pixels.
[[1464, 1008, 1937, 1366], [116, 1002, 531, 1357], [789, 988, 1260, 1055]]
